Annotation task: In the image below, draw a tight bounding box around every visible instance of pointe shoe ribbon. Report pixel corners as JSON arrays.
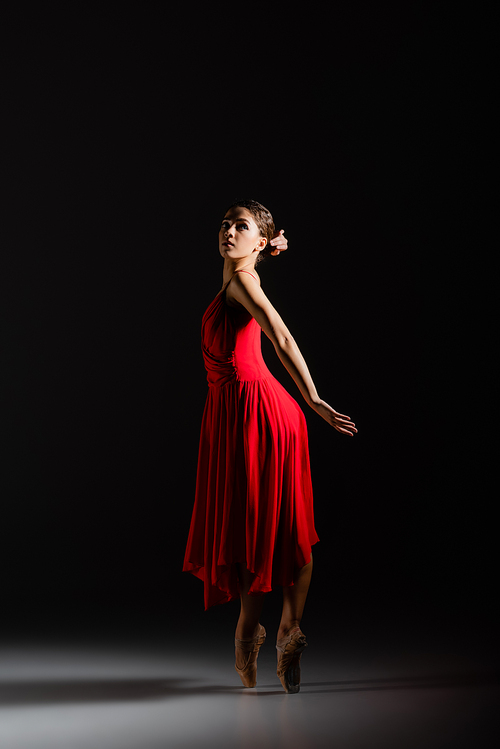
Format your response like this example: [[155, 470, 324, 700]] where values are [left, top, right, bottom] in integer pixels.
[[276, 627, 307, 694], [235, 624, 266, 688]]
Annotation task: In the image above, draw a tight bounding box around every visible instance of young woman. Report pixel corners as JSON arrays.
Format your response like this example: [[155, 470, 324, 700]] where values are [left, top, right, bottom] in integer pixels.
[[183, 199, 357, 693]]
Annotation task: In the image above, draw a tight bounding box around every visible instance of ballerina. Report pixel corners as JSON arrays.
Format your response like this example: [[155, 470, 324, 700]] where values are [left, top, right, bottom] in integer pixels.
[[183, 199, 357, 693]]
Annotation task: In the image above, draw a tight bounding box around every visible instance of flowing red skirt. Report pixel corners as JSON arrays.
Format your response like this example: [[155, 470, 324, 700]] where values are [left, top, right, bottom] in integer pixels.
[[183, 375, 319, 609]]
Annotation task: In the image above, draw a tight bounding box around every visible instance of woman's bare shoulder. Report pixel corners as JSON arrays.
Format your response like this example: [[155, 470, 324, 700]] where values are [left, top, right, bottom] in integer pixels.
[[233, 269, 261, 286], [226, 270, 262, 306]]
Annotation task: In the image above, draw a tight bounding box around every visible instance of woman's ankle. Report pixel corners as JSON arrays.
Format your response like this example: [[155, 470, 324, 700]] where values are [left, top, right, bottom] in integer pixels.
[[277, 621, 301, 641], [235, 622, 262, 641]]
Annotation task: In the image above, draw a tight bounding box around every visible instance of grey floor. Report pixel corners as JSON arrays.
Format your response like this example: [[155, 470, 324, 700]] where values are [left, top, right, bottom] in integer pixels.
[[1, 614, 498, 749]]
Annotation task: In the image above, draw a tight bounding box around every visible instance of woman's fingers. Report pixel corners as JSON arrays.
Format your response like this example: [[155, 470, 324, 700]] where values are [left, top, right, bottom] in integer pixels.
[[333, 417, 357, 431], [270, 229, 285, 244], [332, 410, 351, 420], [333, 416, 357, 434], [333, 416, 356, 427], [336, 427, 355, 436], [270, 229, 287, 251], [335, 418, 357, 427]]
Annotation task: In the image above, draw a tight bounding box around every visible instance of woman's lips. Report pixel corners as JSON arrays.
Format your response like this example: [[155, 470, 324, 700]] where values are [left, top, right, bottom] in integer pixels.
[[223, 241, 233, 247]]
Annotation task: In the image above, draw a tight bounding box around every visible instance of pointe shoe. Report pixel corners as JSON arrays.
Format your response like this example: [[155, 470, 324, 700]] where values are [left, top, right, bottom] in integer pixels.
[[234, 624, 266, 688], [276, 627, 308, 694]]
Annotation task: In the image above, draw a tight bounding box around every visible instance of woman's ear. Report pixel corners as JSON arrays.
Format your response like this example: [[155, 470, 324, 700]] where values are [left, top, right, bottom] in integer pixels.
[[255, 236, 267, 252]]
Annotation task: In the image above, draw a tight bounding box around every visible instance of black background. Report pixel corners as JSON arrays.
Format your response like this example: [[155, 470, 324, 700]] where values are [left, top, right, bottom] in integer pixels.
[[2, 5, 494, 647]]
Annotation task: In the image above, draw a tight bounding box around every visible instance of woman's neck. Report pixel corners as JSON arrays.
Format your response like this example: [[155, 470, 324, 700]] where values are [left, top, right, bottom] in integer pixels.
[[222, 258, 258, 285]]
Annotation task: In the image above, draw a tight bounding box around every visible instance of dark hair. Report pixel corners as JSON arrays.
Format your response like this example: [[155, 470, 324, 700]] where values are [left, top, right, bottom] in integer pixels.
[[226, 198, 275, 265]]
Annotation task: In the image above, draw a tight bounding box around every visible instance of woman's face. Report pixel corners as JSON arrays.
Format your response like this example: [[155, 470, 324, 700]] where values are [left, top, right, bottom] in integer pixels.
[[219, 207, 266, 261]]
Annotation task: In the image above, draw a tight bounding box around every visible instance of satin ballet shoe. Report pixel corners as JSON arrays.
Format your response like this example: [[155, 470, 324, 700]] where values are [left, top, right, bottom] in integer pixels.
[[276, 627, 308, 694], [234, 624, 266, 688]]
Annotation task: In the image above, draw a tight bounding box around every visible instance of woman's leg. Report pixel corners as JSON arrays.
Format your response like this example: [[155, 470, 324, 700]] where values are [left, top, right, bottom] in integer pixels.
[[277, 553, 313, 640], [235, 564, 265, 668]]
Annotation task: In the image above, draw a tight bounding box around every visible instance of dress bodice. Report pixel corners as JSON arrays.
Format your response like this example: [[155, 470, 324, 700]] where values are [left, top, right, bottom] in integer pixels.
[[201, 275, 271, 387]]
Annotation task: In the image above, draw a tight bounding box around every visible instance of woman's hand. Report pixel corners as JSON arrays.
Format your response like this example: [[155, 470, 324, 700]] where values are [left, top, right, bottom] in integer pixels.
[[269, 229, 288, 255], [309, 399, 357, 436]]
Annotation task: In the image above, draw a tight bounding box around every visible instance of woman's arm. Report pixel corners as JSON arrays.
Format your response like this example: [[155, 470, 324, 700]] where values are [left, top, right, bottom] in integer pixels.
[[227, 273, 357, 436]]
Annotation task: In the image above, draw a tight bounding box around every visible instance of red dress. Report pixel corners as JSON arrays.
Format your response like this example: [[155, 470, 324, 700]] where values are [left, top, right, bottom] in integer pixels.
[[183, 271, 319, 609]]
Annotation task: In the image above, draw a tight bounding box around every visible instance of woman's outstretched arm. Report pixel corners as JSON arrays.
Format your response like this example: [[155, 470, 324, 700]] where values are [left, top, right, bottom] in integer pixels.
[[227, 273, 357, 436]]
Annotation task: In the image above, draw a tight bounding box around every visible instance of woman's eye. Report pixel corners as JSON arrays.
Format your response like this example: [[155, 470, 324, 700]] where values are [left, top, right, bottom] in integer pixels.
[[221, 220, 248, 231]]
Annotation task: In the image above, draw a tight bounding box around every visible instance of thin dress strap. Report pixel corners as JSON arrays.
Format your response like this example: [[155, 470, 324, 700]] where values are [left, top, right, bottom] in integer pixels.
[[232, 270, 258, 282], [217, 269, 259, 299]]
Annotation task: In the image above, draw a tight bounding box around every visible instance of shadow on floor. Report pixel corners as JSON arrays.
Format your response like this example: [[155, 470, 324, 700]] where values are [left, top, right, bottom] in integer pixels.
[[0, 679, 239, 706], [1, 671, 498, 706], [276, 671, 500, 695]]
